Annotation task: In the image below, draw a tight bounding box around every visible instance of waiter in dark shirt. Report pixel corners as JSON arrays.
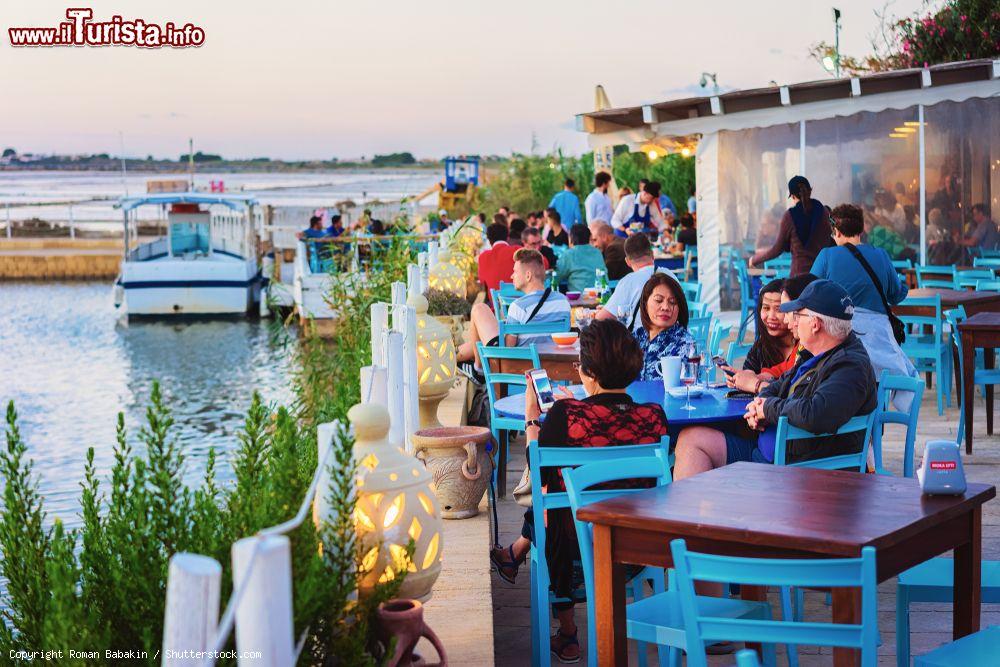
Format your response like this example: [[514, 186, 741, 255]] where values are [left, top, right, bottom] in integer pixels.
[[750, 175, 833, 276]]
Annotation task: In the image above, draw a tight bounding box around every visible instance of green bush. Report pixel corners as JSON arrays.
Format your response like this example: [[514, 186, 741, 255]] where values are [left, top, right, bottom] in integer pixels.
[[0, 238, 419, 665]]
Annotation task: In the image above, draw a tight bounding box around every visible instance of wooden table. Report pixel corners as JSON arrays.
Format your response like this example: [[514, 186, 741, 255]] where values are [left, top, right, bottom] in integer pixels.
[[576, 463, 995, 667], [894, 288, 1000, 317], [958, 312, 1000, 454]]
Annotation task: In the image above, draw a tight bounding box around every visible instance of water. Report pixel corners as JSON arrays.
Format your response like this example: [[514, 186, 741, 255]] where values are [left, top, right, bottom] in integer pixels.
[[0, 282, 297, 527], [0, 169, 440, 225]]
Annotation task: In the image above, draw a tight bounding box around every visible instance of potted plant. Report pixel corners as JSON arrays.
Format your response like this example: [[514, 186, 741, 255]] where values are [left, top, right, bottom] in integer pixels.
[[424, 288, 471, 349]]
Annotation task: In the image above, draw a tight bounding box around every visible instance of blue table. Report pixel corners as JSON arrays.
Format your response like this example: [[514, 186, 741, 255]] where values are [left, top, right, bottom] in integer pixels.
[[493, 380, 750, 426]]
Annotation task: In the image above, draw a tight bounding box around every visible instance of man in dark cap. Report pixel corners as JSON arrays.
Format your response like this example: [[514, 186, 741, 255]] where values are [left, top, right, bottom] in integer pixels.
[[750, 175, 834, 276], [674, 278, 876, 474]]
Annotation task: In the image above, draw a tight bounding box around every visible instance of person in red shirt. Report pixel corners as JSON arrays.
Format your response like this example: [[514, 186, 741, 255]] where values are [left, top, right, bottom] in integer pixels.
[[478, 222, 519, 303]]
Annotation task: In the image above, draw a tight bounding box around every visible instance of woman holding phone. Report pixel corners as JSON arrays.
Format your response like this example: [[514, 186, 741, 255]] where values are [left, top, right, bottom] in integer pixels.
[[489, 319, 669, 663]]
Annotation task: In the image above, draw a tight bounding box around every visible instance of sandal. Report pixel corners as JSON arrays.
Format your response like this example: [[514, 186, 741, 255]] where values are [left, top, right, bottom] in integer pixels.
[[550, 629, 580, 664], [489, 545, 522, 585]]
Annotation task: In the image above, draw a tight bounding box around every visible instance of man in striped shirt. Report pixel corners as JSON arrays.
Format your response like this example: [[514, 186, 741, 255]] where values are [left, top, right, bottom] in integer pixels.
[[457, 248, 570, 368]]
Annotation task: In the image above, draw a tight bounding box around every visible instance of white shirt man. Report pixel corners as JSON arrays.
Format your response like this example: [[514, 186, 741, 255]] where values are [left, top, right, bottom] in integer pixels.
[[585, 177, 614, 224], [595, 234, 677, 330]]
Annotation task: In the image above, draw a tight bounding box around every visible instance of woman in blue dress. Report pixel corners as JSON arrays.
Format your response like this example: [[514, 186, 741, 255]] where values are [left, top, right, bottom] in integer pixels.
[[632, 272, 695, 380]]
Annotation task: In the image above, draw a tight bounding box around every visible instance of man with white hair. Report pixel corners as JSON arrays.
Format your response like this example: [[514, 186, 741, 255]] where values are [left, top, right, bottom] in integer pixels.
[[674, 279, 877, 476]]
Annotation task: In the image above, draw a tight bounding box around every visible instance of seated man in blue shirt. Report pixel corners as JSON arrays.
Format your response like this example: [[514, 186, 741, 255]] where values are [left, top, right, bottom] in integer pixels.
[[326, 212, 345, 237], [297, 215, 325, 240], [673, 279, 877, 476]]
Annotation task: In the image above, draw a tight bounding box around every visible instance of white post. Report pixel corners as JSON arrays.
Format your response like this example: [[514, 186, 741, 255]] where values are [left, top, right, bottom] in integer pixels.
[[231, 535, 295, 667], [384, 330, 406, 448], [407, 264, 421, 298], [391, 281, 407, 306], [371, 302, 390, 366], [417, 252, 429, 293], [918, 103, 927, 265], [360, 365, 389, 408], [428, 240, 439, 268], [162, 553, 222, 666], [68, 203, 75, 239], [392, 303, 420, 450], [6, 203, 11, 238]]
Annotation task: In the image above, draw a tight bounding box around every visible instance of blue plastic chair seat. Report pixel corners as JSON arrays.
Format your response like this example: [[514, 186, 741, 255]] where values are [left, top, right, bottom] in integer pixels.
[[627, 590, 772, 648], [898, 559, 1000, 601], [914, 625, 1000, 667]]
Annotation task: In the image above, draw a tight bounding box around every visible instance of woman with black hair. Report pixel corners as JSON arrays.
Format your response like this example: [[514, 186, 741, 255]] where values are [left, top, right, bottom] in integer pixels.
[[632, 272, 695, 380], [742, 278, 794, 373], [488, 319, 669, 663]]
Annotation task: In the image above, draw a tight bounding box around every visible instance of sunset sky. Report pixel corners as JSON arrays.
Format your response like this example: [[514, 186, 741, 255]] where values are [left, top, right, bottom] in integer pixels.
[[3, 0, 928, 160]]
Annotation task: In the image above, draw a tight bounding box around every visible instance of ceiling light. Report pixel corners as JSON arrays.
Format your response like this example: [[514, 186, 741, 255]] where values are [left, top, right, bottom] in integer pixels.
[[889, 133, 908, 138]]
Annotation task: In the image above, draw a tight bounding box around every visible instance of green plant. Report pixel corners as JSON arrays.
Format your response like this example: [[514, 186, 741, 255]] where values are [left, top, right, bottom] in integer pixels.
[[423, 288, 471, 317], [0, 239, 420, 665]]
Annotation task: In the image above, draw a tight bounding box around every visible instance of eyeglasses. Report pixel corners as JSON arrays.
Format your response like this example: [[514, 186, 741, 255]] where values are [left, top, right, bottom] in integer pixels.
[[790, 311, 815, 322]]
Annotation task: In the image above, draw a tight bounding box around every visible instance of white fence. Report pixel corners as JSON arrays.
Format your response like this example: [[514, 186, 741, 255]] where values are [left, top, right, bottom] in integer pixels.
[[161, 285, 419, 666]]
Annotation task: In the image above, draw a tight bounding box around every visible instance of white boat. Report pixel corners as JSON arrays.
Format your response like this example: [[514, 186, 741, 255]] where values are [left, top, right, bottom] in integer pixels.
[[115, 193, 260, 317]]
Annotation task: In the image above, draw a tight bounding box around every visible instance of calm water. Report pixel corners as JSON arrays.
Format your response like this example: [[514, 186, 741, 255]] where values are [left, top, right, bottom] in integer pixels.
[[0, 282, 296, 527]]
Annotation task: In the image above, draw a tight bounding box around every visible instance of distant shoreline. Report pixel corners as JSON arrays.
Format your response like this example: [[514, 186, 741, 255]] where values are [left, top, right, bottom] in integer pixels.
[[0, 160, 443, 173]]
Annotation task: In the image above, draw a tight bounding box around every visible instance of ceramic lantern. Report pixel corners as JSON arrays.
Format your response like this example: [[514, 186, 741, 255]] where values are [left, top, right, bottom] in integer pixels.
[[407, 294, 456, 428], [349, 402, 443, 601], [427, 249, 466, 298]]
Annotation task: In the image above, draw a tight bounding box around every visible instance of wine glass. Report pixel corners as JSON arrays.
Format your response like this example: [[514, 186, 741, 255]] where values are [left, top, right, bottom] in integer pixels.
[[679, 359, 699, 411]]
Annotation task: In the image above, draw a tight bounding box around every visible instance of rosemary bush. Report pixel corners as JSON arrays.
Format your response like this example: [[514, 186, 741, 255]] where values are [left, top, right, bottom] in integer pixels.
[[0, 237, 418, 665]]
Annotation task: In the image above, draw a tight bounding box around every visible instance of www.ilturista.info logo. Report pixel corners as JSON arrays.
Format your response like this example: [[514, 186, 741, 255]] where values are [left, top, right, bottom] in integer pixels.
[[8, 8, 205, 48]]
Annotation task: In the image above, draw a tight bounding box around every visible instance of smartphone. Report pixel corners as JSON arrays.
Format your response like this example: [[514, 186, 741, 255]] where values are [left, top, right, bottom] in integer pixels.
[[712, 355, 736, 377], [527, 368, 556, 412]]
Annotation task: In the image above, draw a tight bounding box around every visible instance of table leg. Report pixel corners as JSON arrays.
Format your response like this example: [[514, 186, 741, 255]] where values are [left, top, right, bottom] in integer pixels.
[[954, 508, 982, 639], [593, 524, 627, 667], [832, 587, 862, 667], [961, 330, 976, 454], [985, 347, 994, 436]]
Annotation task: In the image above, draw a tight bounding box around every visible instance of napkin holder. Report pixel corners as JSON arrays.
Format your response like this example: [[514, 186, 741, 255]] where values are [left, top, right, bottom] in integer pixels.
[[917, 440, 967, 496]]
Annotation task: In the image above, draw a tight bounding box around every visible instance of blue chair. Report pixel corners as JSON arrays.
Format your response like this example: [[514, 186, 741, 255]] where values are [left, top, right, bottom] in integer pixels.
[[477, 342, 541, 497], [491, 288, 521, 319], [498, 315, 571, 347], [687, 300, 710, 318], [973, 256, 1000, 268], [974, 279, 1000, 291], [773, 413, 876, 472], [898, 294, 952, 415], [688, 315, 713, 352], [498, 281, 523, 296], [762, 253, 791, 273], [671, 539, 878, 667], [956, 269, 995, 289], [735, 649, 761, 667], [564, 453, 772, 667], [677, 279, 702, 304], [945, 306, 1000, 446], [871, 371, 925, 477], [726, 341, 752, 369], [912, 624, 1000, 666], [915, 265, 957, 289], [896, 564, 1000, 666], [527, 438, 672, 667], [735, 261, 756, 344], [892, 259, 914, 270]]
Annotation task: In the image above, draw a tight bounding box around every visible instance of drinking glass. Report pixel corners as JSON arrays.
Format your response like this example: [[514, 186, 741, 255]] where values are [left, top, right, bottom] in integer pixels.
[[679, 359, 699, 411]]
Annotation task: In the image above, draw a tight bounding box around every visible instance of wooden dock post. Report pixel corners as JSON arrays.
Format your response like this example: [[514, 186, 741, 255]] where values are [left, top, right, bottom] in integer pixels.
[[418, 252, 429, 293], [162, 553, 222, 666], [391, 281, 407, 306], [360, 364, 388, 407], [371, 303, 390, 365], [231, 535, 295, 666], [428, 240, 439, 268], [384, 330, 407, 449], [408, 264, 421, 298], [392, 303, 419, 450]]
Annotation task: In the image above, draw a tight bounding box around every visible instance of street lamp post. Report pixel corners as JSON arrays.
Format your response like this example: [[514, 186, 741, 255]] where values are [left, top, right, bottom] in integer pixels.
[[699, 72, 719, 95], [833, 8, 842, 78]]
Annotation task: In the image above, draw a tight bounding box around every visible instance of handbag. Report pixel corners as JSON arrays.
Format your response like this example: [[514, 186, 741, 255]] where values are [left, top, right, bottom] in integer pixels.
[[844, 243, 906, 345]]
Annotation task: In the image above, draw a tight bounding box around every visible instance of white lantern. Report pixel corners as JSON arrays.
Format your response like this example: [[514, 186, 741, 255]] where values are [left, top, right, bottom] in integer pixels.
[[427, 249, 466, 298], [407, 294, 456, 428], [349, 402, 443, 601]]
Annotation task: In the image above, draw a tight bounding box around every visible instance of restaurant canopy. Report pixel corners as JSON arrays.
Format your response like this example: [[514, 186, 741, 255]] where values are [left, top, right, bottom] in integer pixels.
[[577, 59, 1000, 311]]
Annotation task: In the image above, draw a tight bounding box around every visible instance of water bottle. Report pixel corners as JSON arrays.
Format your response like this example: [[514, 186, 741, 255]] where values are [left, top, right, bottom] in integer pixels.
[[596, 268, 609, 304]]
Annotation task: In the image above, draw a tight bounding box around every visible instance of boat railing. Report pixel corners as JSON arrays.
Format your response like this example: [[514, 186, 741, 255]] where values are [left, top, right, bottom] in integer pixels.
[[127, 237, 169, 261]]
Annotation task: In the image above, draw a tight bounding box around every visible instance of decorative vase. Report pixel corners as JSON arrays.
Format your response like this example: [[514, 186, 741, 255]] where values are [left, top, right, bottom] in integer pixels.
[[412, 426, 493, 519], [408, 294, 456, 429], [347, 403, 443, 601], [376, 598, 448, 667]]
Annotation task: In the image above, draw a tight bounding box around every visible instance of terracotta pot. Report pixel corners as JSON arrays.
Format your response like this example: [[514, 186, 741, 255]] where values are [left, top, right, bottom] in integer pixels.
[[412, 426, 493, 519], [376, 598, 447, 667]]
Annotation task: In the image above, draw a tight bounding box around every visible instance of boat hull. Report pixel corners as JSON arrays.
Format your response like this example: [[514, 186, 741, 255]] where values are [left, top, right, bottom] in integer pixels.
[[121, 256, 256, 316]]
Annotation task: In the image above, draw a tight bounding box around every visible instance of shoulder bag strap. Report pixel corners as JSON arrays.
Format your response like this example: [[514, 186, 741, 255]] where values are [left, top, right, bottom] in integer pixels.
[[525, 287, 552, 323], [843, 243, 893, 314]]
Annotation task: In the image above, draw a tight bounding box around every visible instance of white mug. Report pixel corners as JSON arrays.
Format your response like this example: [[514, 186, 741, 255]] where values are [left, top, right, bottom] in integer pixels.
[[660, 356, 681, 389]]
